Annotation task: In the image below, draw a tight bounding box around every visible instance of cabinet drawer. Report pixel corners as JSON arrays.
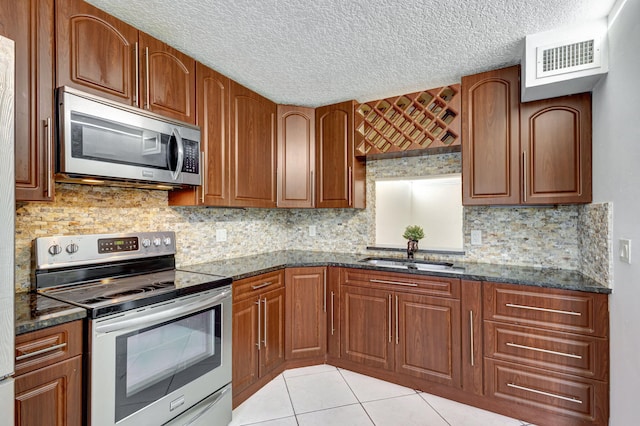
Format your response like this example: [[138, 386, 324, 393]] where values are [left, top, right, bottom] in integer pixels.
[[233, 270, 284, 301], [484, 321, 608, 381], [485, 359, 608, 424], [344, 268, 460, 298], [15, 320, 83, 376], [483, 282, 608, 337]]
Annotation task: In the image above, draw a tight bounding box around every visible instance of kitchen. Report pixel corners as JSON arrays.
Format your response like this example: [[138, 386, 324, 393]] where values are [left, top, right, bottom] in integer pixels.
[[2, 0, 639, 424]]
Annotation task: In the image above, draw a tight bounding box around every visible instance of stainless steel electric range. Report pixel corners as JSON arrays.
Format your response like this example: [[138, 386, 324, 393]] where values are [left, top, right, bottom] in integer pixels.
[[34, 231, 233, 426]]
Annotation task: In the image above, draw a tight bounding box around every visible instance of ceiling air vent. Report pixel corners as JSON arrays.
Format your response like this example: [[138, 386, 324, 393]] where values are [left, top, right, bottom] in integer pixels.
[[521, 20, 608, 102]]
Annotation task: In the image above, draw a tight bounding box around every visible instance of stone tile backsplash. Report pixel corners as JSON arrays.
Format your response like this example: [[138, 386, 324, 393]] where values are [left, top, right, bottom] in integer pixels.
[[14, 153, 611, 291], [578, 202, 613, 286]]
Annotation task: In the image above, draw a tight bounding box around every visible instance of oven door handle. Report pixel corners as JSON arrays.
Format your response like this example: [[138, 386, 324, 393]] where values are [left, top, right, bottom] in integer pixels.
[[94, 290, 230, 334]]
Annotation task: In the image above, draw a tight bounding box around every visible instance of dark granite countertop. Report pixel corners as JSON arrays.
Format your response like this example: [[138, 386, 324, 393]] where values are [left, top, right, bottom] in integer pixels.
[[178, 250, 611, 294], [15, 292, 86, 335]]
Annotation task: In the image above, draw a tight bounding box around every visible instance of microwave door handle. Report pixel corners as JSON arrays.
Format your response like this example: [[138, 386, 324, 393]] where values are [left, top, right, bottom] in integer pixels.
[[95, 289, 230, 334], [170, 128, 185, 180]]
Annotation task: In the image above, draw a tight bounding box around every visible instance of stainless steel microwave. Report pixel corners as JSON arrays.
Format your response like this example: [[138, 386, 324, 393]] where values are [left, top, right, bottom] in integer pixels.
[[56, 87, 201, 189]]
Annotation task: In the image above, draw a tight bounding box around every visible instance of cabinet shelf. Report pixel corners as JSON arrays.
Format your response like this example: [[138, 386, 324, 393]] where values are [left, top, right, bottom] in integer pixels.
[[355, 85, 461, 158]]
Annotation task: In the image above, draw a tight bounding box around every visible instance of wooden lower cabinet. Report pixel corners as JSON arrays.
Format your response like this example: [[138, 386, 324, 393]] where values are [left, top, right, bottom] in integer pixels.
[[232, 272, 285, 407], [285, 267, 327, 360], [14, 321, 83, 426]]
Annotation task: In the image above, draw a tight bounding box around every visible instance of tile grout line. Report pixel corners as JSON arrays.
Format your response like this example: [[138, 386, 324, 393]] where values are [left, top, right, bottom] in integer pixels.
[[417, 391, 453, 426], [337, 368, 377, 425], [280, 373, 301, 426]]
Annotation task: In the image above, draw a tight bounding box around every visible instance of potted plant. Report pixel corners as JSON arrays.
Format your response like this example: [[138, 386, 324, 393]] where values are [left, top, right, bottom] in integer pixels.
[[403, 225, 424, 259]]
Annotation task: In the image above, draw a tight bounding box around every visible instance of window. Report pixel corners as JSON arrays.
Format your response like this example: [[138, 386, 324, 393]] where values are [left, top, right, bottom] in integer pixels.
[[375, 174, 463, 251]]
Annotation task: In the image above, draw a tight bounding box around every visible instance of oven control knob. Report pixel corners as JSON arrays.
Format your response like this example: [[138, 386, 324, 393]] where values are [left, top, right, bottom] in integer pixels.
[[153, 237, 161, 247], [48, 244, 62, 256], [142, 238, 151, 248], [163, 236, 172, 246], [65, 243, 79, 254]]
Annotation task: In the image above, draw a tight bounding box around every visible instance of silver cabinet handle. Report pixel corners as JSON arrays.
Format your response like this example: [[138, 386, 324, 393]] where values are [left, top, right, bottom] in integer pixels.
[[331, 291, 335, 335], [183, 385, 230, 426], [395, 295, 399, 345], [505, 303, 582, 316], [310, 170, 315, 206], [251, 281, 272, 290], [262, 297, 267, 347], [134, 42, 139, 107], [145, 46, 150, 110], [522, 151, 527, 203], [44, 117, 53, 197], [16, 342, 67, 361], [507, 383, 583, 404], [323, 271, 327, 312], [348, 166, 352, 206], [388, 294, 392, 343], [370, 279, 418, 287], [505, 342, 583, 359], [200, 150, 206, 204], [469, 310, 475, 367], [256, 298, 261, 350]]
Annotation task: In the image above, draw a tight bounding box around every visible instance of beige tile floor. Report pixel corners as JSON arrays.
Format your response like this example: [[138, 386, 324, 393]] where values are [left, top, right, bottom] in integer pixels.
[[230, 365, 534, 426]]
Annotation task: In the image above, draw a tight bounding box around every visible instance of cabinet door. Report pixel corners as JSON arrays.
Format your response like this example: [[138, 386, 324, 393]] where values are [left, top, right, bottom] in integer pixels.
[[230, 81, 277, 207], [139, 32, 196, 124], [315, 100, 365, 208], [285, 267, 327, 360], [56, 0, 138, 105], [341, 285, 393, 370], [169, 62, 230, 206], [277, 105, 315, 208], [260, 288, 285, 376], [232, 298, 259, 396], [521, 93, 592, 204], [462, 66, 520, 205], [14, 355, 82, 426], [1, 0, 55, 201], [395, 292, 461, 387]]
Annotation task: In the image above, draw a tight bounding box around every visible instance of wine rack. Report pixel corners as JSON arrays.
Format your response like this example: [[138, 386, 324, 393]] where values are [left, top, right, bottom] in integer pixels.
[[354, 84, 461, 157]]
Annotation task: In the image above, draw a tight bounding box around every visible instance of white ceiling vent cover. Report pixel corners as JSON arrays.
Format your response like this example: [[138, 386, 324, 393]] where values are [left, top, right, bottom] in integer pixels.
[[522, 20, 608, 102]]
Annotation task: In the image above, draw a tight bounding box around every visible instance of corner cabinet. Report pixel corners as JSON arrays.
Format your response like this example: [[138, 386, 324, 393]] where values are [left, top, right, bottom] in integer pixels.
[[56, 0, 196, 123], [462, 65, 592, 205], [14, 321, 83, 426], [1, 0, 56, 201], [229, 81, 277, 208], [315, 101, 366, 208]]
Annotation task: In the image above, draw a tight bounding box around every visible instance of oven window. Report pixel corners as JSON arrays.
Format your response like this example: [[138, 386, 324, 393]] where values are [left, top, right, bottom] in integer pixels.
[[114, 306, 222, 422]]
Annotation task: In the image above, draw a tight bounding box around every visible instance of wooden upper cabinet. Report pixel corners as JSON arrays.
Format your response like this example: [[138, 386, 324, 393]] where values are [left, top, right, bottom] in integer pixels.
[[521, 93, 592, 204], [230, 81, 277, 208], [1, 0, 55, 201], [139, 32, 195, 123], [315, 100, 365, 208], [56, 0, 138, 105], [169, 63, 229, 206], [462, 65, 520, 205], [277, 105, 315, 208]]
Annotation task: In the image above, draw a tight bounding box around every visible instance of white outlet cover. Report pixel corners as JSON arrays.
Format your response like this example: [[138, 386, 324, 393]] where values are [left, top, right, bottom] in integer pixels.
[[309, 225, 317, 237], [471, 230, 482, 245], [620, 238, 631, 264], [216, 229, 227, 242]]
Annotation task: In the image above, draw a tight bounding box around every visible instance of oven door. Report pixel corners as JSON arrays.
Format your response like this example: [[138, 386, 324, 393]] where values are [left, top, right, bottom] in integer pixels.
[[89, 286, 231, 426]]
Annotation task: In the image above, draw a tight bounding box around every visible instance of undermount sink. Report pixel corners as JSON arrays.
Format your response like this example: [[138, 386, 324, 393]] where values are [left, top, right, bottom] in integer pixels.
[[359, 257, 464, 274]]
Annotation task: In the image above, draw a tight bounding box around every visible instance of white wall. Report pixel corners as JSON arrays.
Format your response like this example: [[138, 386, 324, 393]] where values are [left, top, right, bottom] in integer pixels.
[[592, 0, 640, 423]]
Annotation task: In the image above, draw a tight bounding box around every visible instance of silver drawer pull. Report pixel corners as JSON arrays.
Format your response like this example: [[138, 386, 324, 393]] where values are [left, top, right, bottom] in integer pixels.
[[251, 281, 272, 290], [505, 303, 582, 316], [507, 383, 583, 404], [16, 343, 67, 361], [370, 279, 418, 287], [505, 342, 583, 359]]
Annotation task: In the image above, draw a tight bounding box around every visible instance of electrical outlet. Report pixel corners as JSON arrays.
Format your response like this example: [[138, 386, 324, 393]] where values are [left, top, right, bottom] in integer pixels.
[[620, 239, 631, 263], [216, 229, 227, 242], [309, 225, 317, 237], [471, 230, 482, 245]]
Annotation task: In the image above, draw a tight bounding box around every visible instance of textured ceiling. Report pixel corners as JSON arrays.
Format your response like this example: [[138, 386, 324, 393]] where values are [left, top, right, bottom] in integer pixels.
[[86, 0, 616, 107]]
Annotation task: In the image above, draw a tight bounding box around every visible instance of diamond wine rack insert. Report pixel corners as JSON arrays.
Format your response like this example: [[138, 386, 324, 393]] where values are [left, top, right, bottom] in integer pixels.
[[355, 84, 461, 158]]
